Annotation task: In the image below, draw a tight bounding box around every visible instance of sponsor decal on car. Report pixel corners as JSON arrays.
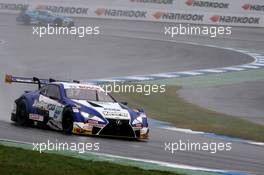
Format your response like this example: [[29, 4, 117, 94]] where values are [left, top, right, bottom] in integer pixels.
[[103, 111, 128, 117], [29, 113, 44, 122], [133, 123, 143, 129], [33, 100, 47, 110], [54, 106, 63, 119], [33, 100, 56, 111], [82, 122, 105, 129], [33, 99, 63, 119], [64, 83, 102, 91], [82, 124, 93, 130], [103, 108, 120, 111], [87, 119, 98, 124], [72, 127, 92, 134], [185, 0, 229, 9]]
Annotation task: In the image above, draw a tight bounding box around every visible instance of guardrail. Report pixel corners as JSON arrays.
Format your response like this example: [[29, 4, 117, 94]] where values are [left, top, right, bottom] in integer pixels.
[[1, 0, 263, 27]]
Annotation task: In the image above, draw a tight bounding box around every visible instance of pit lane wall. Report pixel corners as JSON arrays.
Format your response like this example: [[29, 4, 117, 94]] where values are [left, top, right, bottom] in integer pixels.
[[0, 0, 264, 27]]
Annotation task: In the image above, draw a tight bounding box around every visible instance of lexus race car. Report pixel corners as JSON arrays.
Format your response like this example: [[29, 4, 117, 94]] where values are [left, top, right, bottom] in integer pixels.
[[16, 9, 74, 27], [5, 75, 149, 140]]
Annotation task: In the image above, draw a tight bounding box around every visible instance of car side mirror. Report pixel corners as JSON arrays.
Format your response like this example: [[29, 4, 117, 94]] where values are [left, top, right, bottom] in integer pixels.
[[40, 91, 45, 96], [138, 108, 144, 113], [121, 102, 128, 105]]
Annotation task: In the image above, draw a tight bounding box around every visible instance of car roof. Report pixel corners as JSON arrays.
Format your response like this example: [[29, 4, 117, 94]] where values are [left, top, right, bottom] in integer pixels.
[[52, 82, 105, 92], [28, 9, 52, 13]]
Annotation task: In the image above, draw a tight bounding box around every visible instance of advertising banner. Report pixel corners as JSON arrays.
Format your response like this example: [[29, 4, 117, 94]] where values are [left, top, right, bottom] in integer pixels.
[[0, 0, 263, 27]]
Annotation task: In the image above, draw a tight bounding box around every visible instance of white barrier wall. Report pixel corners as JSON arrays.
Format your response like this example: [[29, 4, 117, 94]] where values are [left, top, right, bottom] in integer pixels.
[[0, 0, 264, 27]]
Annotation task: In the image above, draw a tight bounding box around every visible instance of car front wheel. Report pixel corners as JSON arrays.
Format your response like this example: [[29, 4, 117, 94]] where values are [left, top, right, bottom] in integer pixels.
[[62, 108, 73, 134], [16, 99, 30, 126]]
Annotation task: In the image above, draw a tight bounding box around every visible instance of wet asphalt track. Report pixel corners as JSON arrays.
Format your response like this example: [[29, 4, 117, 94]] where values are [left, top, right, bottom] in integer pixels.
[[0, 14, 264, 174], [179, 81, 264, 125]]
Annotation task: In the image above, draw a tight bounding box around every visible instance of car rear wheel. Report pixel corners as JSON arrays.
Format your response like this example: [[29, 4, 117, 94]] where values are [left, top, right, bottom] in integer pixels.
[[68, 21, 74, 28], [62, 108, 73, 134], [16, 99, 30, 126], [23, 15, 31, 25], [54, 18, 63, 27]]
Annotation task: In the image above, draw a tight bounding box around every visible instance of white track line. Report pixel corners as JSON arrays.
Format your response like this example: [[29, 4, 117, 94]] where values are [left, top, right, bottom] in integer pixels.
[[178, 71, 204, 76], [221, 67, 245, 71], [199, 69, 226, 73], [160, 126, 264, 147], [150, 74, 180, 78], [119, 76, 154, 81], [239, 65, 259, 69]]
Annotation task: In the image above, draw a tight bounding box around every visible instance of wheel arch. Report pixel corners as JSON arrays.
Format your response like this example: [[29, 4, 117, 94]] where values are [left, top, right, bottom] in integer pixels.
[[53, 18, 63, 26]]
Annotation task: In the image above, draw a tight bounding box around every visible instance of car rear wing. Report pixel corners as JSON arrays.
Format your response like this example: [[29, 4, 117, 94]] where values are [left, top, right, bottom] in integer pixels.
[[5, 74, 49, 84], [4, 74, 82, 89], [5, 74, 61, 89]]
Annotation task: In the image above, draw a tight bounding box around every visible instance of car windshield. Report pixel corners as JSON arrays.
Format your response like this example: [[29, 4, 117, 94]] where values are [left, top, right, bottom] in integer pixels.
[[66, 89, 115, 102], [36, 10, 53, 16]]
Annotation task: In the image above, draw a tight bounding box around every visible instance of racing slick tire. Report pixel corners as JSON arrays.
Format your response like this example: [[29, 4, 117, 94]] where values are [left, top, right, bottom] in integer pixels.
[[54, 18, 63, 27], [16, 99, 30, 126], [62, 107, 73, 134], [68, 22, 74, 28]]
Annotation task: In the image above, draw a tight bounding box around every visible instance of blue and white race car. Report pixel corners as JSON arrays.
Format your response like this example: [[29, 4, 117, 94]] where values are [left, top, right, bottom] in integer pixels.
[[5, 75, 149, 140], [16, 9, 74, 27]]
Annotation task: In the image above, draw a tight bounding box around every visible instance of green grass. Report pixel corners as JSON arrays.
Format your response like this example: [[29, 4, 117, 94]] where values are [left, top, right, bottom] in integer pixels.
[[113, 86, 264, 142], [0, 145, 183, 175]]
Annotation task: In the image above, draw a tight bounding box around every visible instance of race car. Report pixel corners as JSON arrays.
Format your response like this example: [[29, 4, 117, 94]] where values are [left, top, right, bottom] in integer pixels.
[[16, 9, 74, 27], [5, 75, 149, 140]]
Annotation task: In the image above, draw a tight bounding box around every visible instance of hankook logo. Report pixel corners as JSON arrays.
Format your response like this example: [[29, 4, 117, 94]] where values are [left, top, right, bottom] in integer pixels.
[[185, 0, 229, 9], [130, 0, 174, 5], [95, 8, 147, 18], [210, 15, 260, 24], [0, 3, 29, 11], [36, 4, 89, 15], [242, 4, 264, 12], [153, 11, 204, 22]]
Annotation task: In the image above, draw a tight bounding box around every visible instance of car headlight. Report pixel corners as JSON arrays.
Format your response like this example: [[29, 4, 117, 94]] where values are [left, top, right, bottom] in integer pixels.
[[132, 116, 143, 125], [81, 111, 90, 119], [132, 112, 147, 125]]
